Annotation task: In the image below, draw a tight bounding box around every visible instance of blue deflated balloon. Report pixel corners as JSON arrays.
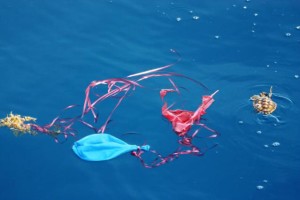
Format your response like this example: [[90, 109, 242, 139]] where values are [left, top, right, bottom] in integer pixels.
[[72, 133, 150, 161]]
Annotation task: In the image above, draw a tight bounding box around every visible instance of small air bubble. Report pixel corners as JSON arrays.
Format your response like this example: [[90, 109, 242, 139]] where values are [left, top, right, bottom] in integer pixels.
[[254, 13, 258, 16], [256, 185, 264, 190], [263, 179, 268, 183], [264, 144, 269, 148], [256, 130, 262, 134], [294, 74, 299, 79], [266, 64, 270, 67], [192, 16, 199, 20], [296, 26, 300, 30], [238, 120, 244, 124], [214, 35, 220, 39], [243, 6, 247, 9], [272, 142, 280, 147], [285, 32, 291, 37], [176, 17, 182, 22]]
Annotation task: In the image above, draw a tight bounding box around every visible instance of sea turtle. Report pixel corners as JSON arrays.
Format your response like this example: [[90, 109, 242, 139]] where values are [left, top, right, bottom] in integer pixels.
[[250, 86, 277, 115]]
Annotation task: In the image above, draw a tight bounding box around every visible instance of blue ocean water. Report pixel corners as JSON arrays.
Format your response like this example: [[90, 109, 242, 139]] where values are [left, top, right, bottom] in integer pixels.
[[0, 0, 299, 200]]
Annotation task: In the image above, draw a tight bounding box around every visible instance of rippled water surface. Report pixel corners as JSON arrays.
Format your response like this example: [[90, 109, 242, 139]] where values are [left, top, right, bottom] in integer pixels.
[[1, 1, 299, 200]]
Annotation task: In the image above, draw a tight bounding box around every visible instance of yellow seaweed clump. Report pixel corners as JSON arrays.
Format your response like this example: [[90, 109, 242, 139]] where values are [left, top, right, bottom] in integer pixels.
[[0, 112, 37, 136]]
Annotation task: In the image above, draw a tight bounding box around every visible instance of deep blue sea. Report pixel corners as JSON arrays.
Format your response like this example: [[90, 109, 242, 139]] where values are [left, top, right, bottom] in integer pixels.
[[1, 0, 300, 200]]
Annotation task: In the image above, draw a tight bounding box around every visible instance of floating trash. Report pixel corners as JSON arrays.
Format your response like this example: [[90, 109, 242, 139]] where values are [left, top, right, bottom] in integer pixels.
[[0, 50, 220, 168]]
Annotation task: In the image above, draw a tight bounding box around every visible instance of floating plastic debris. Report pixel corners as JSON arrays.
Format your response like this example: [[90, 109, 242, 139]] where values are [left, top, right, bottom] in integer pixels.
[[0, 50, 219, 168]]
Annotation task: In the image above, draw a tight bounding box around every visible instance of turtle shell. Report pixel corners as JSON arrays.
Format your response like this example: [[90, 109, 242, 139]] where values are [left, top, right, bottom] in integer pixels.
[[252, 96, 277, 114], [250, 88, 277, 115]]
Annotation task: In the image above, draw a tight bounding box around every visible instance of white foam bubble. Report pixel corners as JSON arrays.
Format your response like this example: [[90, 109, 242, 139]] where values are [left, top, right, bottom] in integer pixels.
[[285, 32, 291, 37], [272, 142, 280, 147], [256, 185, 264, 190]]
